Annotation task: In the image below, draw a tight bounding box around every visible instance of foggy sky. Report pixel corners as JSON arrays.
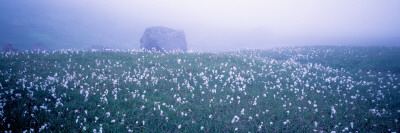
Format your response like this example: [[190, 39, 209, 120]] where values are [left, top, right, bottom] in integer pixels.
[[1, 0, 400, 50]]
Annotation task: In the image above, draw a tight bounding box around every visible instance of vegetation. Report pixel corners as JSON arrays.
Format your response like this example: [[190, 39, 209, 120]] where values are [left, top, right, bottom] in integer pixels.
[[1, 46, 399, 132], [239, 46, 400, 74]]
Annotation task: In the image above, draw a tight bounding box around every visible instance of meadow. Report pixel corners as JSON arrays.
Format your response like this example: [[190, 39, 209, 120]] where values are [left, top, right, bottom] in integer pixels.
[[1, 46, 399, 132]]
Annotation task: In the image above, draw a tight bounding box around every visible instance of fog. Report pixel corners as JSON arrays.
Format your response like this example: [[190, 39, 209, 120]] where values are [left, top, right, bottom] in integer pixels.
[[1, 0, 400, 50]]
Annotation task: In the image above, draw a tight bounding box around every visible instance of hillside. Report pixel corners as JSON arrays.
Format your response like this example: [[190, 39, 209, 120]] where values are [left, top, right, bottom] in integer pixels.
[[1, 47, 400, 132]]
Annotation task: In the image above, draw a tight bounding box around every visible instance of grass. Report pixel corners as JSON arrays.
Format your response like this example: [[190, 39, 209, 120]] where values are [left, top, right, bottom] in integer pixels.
[[0, 47, 400, 132]]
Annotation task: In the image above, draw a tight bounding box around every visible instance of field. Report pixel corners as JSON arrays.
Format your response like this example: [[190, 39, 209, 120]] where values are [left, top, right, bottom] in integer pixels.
[[1, 46, 400, 132]]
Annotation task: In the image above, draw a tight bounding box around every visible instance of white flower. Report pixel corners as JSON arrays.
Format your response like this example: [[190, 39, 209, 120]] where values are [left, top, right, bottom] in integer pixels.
[[283, 119, 290, 125], [111, 119, 115, 123], [231, 116, 240, 123], [342, 127, 349, 132], [200, 126, 204, 130], [39, 123, 48, 132], [331, 106, 336, 115], [178, 124, 181, 129]]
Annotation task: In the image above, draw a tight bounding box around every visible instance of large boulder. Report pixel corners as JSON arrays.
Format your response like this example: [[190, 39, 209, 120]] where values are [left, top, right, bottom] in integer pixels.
[[140, 26, 187, 52]]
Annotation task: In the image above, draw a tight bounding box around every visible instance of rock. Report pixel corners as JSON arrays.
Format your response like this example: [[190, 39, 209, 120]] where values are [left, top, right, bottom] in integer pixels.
[[140, 26, 187, 52], [1, 43, 18, 52]]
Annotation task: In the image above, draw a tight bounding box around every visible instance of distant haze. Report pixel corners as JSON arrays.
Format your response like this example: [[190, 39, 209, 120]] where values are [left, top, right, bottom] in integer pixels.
[[1, 0, 400, 50]]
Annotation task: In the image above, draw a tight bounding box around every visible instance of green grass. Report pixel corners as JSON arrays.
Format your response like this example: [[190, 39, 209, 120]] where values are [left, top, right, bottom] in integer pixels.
[[238, 46, 400, 74], [0, 47, 400, 132]]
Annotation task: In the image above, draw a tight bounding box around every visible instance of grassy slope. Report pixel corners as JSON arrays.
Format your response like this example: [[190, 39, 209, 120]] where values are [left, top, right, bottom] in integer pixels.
[[239, 46, 400, 74], [0, 48, 400, 132]]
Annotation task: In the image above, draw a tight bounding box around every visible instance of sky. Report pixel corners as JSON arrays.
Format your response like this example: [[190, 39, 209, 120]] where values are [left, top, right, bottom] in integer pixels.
[[1, 0, 400, 50]]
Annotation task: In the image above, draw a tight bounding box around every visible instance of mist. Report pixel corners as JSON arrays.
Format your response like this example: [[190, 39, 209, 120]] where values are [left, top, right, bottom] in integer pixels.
[[1, 0, 400, 51]]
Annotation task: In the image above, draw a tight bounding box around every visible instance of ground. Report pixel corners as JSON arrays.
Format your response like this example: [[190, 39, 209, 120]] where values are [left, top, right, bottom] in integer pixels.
[[0, 46, 399, 132]]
